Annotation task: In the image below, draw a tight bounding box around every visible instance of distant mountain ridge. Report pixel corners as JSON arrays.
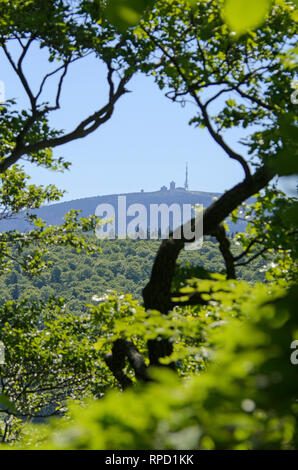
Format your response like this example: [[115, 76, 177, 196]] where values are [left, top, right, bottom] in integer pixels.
[[0, 182, 247, 234]]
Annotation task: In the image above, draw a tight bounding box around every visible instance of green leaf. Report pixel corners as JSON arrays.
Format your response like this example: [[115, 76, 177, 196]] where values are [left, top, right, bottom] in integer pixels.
[[0, 393, 17, 414], [104, 0, 153, 31], [222, 0, 271, 35]]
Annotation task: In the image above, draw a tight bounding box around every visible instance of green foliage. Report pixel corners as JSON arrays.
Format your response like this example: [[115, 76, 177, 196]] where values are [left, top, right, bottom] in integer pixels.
[[101, 0, 284, 35], [0, 236, 270, 310], [0, 99, 67, 171], [0, 211, 102, 277], [235, 187, 298, 285], [104, 0, 154, 31], [0, 296, 113, 442], [8, 283, 297, 450], [269, 113, 298, 176], [90, 278, 281, 377], [222, 0, 272, 36]]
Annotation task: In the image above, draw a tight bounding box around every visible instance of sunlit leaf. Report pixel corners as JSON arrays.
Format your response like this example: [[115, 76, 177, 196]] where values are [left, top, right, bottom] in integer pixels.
[[222, 0, 271, 35], [104, 0, 153, 30]]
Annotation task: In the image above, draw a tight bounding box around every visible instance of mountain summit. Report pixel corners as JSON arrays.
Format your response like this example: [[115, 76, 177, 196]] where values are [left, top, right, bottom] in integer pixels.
[[0, 181, 247, 234]]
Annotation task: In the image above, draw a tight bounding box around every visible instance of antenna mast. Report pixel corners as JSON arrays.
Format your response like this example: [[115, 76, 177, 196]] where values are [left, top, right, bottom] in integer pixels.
[[184, 162, 189, 191]]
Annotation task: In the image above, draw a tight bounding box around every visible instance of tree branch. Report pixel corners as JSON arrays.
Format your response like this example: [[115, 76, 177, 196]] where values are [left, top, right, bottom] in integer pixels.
[[147, 338, 175, 369], [191, 93, 252, 181], [0, 70, 131, 173], [2, 38, 36, 111], [141, 26, 252, 181], [105, 338, 151, 389], [233, 237, 262, 261], [143, 164, 275, 313], [212, 224, 236, 279], [235, 247, 268, 267]]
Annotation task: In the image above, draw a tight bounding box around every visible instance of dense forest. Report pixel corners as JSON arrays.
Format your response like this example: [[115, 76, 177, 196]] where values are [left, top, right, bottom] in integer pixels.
[[0, 236, 268, 311]]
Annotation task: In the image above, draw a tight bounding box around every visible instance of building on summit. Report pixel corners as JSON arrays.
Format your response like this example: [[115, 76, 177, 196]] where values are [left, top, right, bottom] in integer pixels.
[[160, 163, 189, 193]]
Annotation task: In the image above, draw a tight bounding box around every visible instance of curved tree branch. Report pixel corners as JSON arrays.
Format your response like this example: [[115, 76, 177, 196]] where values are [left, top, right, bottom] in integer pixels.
[[143, 164, 275, 313], [105, 339, 152, 390], [0, 70, 131, 173], [235, 247, 268, 267], [141, 26, 252, 181], [190, 93, 252, 181], [212, 224, 236, 279], [2, 38, 36, 111], [233, 237, 263, 262]]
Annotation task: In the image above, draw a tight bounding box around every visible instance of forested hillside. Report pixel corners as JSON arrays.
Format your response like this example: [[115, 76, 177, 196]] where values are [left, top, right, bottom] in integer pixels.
[[0, 236, 268, 313]]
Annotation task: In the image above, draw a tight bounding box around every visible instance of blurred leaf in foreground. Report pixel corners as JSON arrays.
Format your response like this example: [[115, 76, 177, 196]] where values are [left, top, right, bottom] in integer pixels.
[[222, 0, 272, 35]]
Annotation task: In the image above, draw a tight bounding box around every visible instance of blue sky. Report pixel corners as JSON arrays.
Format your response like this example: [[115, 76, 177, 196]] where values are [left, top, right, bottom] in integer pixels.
[[1, 43, 294, 202]]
